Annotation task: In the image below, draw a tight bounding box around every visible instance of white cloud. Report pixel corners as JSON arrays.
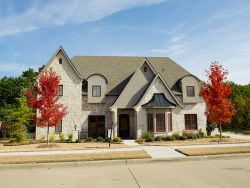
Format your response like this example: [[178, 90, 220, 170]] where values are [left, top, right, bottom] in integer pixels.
[[0, 0, 167, 37], [0, 62, 37, 73]]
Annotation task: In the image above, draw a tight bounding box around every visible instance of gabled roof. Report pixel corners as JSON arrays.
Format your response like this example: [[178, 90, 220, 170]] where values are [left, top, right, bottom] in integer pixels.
[[142, 93, 176, 108], [71, 56, 190, 94]]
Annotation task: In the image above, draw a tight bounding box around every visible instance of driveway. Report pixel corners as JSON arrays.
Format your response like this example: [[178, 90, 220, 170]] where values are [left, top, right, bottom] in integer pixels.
[[0, 157, 249, 188]]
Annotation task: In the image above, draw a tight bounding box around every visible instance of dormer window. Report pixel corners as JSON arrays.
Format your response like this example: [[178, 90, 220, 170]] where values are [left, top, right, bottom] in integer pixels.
[[144, 66, 147, 72], [59, 58, 62, 64], [92, 85, 101, 97], [186, 86, 195, 97]]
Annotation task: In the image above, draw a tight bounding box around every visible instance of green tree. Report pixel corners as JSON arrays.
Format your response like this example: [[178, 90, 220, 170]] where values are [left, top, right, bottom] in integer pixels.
[[7, 92, 34, 142]]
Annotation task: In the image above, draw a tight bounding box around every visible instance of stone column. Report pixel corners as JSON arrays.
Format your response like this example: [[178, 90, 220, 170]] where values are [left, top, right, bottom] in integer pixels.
[[111, 108, 118, 137]]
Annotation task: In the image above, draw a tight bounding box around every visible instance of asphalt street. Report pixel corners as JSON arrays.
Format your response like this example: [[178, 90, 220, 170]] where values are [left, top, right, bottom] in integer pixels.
[[0, 157, 250, 188]]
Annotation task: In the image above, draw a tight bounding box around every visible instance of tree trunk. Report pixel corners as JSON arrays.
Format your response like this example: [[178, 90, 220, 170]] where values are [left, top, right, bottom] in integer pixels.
[[219, 123, 222, 142], [47, 126, 49, 146]]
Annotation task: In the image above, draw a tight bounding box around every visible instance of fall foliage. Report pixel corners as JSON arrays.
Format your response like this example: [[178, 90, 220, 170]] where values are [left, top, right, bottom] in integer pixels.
[[26, 68, 68, 145], [200, 62, 235, 140]]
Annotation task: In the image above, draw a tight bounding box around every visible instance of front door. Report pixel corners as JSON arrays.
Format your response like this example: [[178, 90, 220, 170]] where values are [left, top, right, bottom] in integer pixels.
[[119, 114, 130, 138]]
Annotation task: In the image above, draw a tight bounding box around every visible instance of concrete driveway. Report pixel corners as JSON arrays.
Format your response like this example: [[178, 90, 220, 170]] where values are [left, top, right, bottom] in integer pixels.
[[0, 157, 249, 188]]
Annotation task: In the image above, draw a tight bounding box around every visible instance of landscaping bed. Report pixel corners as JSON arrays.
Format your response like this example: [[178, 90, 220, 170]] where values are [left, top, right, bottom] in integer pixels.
[[0, 150, 150, 164], [176, 146, 250, 156]]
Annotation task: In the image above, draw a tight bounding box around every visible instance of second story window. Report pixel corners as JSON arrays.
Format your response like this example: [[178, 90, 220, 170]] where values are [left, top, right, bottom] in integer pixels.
[[58, 85, 63, 96], [186, 86, 195, 97], [92, 85, 101, 97]]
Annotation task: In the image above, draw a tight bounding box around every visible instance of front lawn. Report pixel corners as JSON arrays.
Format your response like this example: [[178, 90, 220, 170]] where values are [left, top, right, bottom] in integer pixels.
[[141, 137, 250, 146], [0, 150, 150, 164], [176, 146, 250, 156], [0, 142, 134, 153]]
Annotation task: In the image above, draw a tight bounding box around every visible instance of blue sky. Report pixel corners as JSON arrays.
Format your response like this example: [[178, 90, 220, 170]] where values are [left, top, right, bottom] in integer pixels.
[[0, 0, 250, 84]]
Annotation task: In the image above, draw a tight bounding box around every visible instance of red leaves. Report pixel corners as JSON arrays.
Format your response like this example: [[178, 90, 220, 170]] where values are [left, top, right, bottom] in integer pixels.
[[26, 68, 68, 128], [200, 62, 235, 124]]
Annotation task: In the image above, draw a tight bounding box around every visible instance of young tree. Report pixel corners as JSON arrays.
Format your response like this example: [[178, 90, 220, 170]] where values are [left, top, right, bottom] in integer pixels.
[[26, 68, 68, 146], [200, 62, 235, 141], [7, 92, 34, 142]]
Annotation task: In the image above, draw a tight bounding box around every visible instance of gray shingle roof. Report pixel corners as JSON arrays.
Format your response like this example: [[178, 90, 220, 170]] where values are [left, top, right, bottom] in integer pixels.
[[71, 56, 190, 94], [142, 93, 176, 108]]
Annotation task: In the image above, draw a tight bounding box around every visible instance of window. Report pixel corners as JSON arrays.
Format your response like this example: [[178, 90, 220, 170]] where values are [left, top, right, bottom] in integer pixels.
[[156, 113, 165, 132], [59, 58, 62, 64], [185, 114, 198, 130], [92, 85, 101, 97], [186, 86, 195, 97], [55, 120, 62, 132], [88, 115, 105, 138], [58, 85, 63, 96], [168, 113, 172, 131], [144, 66, 147, 72], [147, 113, 154, 132]]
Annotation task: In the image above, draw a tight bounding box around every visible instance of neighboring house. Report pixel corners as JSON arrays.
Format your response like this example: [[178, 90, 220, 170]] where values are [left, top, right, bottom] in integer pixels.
[[36, 46, 206, 140]]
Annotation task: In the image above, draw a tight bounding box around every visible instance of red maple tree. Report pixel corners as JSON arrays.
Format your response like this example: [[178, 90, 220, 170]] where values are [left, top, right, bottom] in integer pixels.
[[26, 68, 68, 145], [200, 62, 235, 141]]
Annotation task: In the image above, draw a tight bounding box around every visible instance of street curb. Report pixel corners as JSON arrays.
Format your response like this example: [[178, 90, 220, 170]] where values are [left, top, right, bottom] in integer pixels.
[[0, 153, 250, 169]]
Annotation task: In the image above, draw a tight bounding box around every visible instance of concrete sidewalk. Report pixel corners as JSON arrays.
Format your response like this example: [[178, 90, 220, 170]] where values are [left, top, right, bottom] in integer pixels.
[[223, 133, 250, 140]]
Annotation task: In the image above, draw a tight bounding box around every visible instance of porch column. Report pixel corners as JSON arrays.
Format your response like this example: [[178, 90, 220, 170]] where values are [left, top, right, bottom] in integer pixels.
[[153, 113, 156, 136], [111, 108, 118, 137]]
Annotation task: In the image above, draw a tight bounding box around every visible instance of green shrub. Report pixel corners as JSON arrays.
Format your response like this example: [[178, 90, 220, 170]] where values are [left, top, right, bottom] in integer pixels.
[[49, 132, 55, 142], [172, 132, 180, 140], [112, 137, 122, 143], [97, 136, 105, 142], [179, 135, 187, 140], [39, 135, 46, 142], [59, 132, 64, 142], [68, 132, 73, 142], [163, 135, 175, 141], [197, 129, 205, 138], [75, 139, 83, 143], [182, 130, 188, 137], [143, 131, 153, 142], [135, 138, 145, 144], [154, 136, 162, 141], [85, 137, 93, 142], [105, 137, 111, 142], [206, 124, 216, 136], [187, 133, 197, 139]]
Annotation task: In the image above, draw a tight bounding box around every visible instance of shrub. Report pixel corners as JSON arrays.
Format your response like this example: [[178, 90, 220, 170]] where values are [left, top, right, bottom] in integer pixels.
[[105, 137, 111, 142], [182, 130, 188, 137], [197, 129, 205, 138], [187, 133, 197, 139], [59, 132, 64, 142], [143, 131, 153, 142], [206, 124, 216, 136], [179, 135, 187, 140], [39, 135, 46, 142], [135, 138, 145, 144], [154, 136, 162, 141], [172, 132, 180, 140], [75, 139, 83, 143], [97, 136, 105, 142], [49, 132, 55, 142], [163, 135, 175, 141], [112, 137, 122, 143], [85, 137, 93, 142], [68, 132, 73, 142]]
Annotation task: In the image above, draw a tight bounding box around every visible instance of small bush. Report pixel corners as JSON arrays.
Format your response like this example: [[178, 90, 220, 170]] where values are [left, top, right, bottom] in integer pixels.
[[75, 139, 83, 143], [143, 131, 153, 142], [179, 135, 187, 140], [59, 132, 64, 142], [197, 129, 205, 138], [206, 124, 216, 136], [105, 137, 111, 142], [154, 136, 162, 141], [97, 136, 105, 142], [49, 132, 55, 142], [172, 132, 180, 140], [112, 137, 122, 143], [39, 135, 46, 142], [135, 138, 145, 144], [187, 133, 197, 140], [85, 137, 93, 142], [163, 135, 175, 141], [182, 130, 189, 137], [68, 132, 73, 142]]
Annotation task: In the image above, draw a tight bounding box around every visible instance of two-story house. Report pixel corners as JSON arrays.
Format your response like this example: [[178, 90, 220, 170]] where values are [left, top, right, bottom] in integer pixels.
[[36, 46, 206, 140]]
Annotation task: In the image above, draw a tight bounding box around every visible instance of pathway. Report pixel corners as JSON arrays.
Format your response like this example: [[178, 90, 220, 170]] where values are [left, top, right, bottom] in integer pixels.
[[222, 133, 250, 140]]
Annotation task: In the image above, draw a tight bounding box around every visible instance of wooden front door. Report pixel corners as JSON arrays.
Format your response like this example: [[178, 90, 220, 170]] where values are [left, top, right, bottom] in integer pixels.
[[88, 115, 105, 138], [119, 114, 130, 138]]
